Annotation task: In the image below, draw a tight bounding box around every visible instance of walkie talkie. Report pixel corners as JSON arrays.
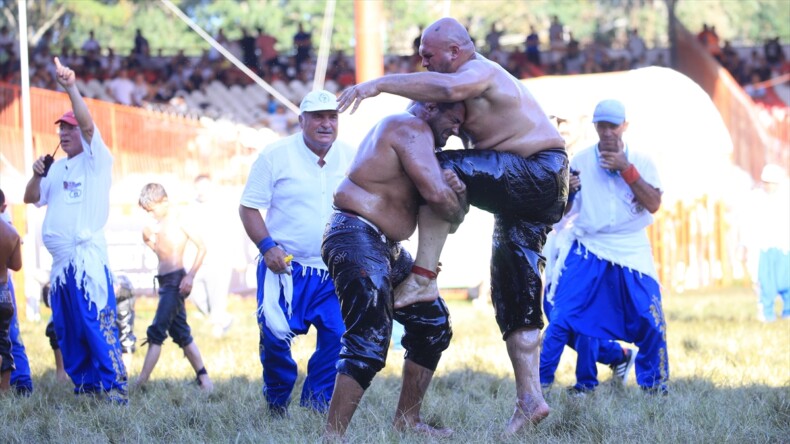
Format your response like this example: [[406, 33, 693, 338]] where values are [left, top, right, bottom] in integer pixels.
[[40, 142, 60, 177]]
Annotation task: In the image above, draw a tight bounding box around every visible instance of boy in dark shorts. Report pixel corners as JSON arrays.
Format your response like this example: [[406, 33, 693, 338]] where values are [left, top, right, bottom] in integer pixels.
[[135, 183, 213, 391]]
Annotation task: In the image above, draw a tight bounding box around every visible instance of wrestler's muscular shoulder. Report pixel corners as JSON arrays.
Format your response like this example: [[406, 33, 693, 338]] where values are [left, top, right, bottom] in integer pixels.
[[468, 67, 563, 156]]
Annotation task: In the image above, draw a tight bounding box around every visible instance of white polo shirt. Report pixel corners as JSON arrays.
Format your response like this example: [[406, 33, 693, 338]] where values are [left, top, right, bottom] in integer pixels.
[[37, 126, 113, 310], [240, 132, 355, 269]]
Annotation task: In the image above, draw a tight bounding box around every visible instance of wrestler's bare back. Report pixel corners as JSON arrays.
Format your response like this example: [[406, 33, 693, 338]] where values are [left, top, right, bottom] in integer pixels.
[[0, 221, 22, 283], [142, 210, 191, 275], [460, 54, 564, 156], [333, 113, 431, 241]]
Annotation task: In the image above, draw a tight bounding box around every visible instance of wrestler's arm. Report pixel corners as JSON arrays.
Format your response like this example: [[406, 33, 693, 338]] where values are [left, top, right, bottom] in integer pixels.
[[376, 67, 489, 102], [395, 124, 466, 225], [180, 222, 206, 294], [338, 62, 492, 113]]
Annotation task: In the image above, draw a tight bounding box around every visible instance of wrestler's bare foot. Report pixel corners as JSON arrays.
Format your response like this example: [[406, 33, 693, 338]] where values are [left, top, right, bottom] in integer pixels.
[[56, 369, 70, 383], [394, 274, 439, 309], [394, 416, 454, 438], [503, 395, 550, 437], [197, 373, 214, 392]]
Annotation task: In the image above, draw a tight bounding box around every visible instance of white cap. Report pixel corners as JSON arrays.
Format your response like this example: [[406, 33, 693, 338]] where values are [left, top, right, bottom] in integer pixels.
[[299, 90, 338, 114]]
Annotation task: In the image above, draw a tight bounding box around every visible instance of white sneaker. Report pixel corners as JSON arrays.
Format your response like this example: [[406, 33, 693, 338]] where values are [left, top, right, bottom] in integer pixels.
[[610, 348, 636, 385]]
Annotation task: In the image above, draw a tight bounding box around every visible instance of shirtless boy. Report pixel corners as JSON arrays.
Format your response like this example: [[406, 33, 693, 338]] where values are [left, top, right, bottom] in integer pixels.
[[135, 183, 213, 391]]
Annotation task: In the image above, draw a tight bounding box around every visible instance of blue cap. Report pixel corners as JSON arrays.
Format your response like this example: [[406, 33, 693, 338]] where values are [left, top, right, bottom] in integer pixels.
[[592, 99, 626, 125]]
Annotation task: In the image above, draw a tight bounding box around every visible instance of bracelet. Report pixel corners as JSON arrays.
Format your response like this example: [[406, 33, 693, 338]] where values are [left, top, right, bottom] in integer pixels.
[[411, 265, 439, 280], [621, 164, 640, 185], [256, 236, 277, 255]]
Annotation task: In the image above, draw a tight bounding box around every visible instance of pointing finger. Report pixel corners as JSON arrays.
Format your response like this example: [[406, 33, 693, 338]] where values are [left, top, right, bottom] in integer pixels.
[[54, 56, 62, 68]]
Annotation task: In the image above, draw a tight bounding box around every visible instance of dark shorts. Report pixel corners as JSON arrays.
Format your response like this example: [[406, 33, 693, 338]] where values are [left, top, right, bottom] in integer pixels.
[[437, 148, 569, 338], [0, 283, 15, 373], [146, 269, 193, 347], [322, 212, 452, 390]]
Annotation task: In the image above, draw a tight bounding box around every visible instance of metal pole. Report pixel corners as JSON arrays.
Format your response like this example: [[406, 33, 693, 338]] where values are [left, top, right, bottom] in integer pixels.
[[313, 0, 336, 91], [160, 0, 300, 115]]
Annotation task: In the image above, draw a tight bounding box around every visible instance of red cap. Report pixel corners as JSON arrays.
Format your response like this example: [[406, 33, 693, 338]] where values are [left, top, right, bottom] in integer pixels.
[[55, 110, 78, 126]]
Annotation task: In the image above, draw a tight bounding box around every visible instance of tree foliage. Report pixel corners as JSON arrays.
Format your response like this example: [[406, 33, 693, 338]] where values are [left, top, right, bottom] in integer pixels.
[[0, 0, 787, 56]]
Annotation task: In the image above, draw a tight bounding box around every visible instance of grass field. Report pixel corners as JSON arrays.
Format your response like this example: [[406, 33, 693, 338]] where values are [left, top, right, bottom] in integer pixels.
[[0, 286, 788, 443]]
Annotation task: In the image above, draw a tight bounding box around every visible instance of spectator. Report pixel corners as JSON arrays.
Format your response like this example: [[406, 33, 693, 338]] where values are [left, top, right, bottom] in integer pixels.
[[525, 25, 541, 66], [539, 99, 669, 395], [744, 164, 790, 322], [106, 69, 136, 106], [548, 15, 565, 64], [208, 28, 229, 63], [187, 174, 237, 337], [293, 22, 313, 73], [485, 22, 503, 54], [131, 72, 150, 107], [626, 28, 647, 67], [239, 28, 258, 69], [256, 26, 280, 73], [412, 25, 424, 57], [33, 29, 53, 59], [23, 57, 128, 403], [764, 37, 785, 70], [239, 90, 353, 415], [743, 72, 766, 101], [81, 30, 101, 57], [132, 29, 149, 56]]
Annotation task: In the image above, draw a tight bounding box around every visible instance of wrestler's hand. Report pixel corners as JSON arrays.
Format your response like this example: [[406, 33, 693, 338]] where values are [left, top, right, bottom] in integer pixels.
[[337, 80, 381, 114], [443, 169, 466, 195], [179, 274, 194, 297], [264, 245, 292, 275], [599, 149, 629, 172], [54, 57, 76, 88]]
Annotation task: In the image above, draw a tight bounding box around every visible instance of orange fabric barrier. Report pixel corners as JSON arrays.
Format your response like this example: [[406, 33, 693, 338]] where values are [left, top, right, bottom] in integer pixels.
[[674, 23, 789, 181], [0, 83, 250, 192]]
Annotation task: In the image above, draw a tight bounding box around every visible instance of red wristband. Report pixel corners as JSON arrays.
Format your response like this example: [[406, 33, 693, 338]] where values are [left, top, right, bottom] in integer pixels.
[[411, 265, 439, 280], [621, 164, 640, 185]]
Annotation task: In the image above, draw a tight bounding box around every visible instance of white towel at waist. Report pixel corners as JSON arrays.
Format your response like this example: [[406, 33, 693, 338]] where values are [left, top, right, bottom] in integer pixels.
[[44, 228, 111, 313], [259, 260, 329, 343], [546, 227, 657, 304]]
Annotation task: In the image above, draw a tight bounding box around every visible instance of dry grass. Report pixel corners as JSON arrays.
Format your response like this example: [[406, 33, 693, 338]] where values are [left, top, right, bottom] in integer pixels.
[[0, 286, 788, 443]]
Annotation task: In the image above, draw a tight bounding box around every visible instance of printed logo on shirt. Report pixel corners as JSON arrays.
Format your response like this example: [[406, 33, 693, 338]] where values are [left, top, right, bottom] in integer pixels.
[[63, 177, 84, 203]]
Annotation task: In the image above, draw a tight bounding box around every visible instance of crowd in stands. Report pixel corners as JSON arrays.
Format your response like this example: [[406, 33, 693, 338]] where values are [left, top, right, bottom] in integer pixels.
[[0, 20, 787, 132], [696, 24, 789, 104]]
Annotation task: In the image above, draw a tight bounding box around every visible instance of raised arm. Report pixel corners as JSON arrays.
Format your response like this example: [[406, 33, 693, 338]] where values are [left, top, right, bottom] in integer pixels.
[[338, 62, 492, 114], [54, 57, 94, 143]]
